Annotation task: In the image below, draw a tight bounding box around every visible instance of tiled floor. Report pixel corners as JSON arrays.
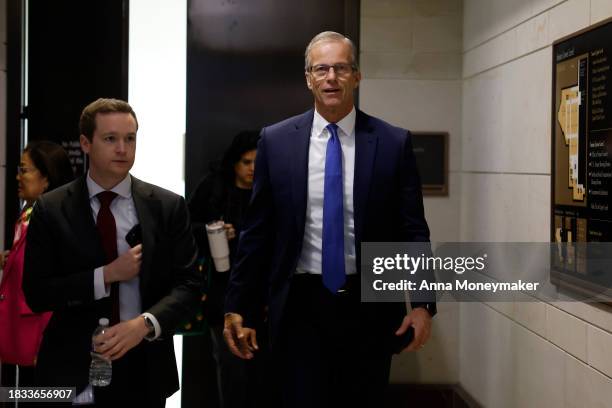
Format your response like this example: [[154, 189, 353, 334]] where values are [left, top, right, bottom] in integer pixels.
[[385, 384, 480, 408]]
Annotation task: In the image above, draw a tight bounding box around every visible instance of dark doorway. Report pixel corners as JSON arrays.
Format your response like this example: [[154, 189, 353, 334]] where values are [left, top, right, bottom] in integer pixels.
[[185, 0, 360, 196], [5, 0, 128, 245], [183, 1, 359, 407]]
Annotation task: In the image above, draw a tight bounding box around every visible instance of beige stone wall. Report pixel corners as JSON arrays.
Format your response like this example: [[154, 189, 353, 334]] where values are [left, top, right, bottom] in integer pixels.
[[360, 0, 463, 244], [360, 0, 612, 404], [461, 0, 612, 406], [360, 0, 463, 384]]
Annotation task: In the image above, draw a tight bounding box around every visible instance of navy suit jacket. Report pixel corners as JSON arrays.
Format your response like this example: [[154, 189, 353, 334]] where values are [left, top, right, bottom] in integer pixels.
[[225, 109, 434, 347]]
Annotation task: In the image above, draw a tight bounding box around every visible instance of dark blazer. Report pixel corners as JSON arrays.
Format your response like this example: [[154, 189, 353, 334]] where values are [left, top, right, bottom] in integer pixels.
[[225, 109, 434, 347], [23, 175, 201, 397]]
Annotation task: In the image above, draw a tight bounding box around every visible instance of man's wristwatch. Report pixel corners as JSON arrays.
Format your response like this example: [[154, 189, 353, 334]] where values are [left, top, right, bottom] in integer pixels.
[[142, 315, 156, 340], [414, 303, 437, 317]]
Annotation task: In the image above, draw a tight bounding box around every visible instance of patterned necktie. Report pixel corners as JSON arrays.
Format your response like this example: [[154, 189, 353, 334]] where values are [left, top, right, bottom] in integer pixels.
[[322, 123, 346, 293], [96, 191, 120, 324]]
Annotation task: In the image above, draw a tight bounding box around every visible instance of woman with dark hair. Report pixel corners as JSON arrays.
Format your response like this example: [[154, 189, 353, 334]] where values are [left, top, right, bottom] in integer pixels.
[[22, 141, 75, 193], [189, 131, 271, 408], [190, 130, 260, 234], [0, 141, 74, 386]]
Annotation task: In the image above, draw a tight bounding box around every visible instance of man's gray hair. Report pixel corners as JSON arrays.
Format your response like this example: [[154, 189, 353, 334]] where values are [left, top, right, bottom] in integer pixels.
[[304, 31, 358, 71]]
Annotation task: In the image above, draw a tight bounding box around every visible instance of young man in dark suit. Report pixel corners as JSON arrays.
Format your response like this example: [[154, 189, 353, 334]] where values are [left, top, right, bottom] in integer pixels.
[[224, 32, 436, 407], [23, 98, 201, 407]]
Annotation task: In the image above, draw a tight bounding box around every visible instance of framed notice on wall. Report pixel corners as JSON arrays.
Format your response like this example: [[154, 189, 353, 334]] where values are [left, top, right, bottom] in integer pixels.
[[412, 132, 449, 196], [551, 17, 612, 299]]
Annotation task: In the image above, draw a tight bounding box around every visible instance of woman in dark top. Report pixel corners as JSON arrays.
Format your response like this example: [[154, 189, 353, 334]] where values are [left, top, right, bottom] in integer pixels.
[[189, 131, 269, 408]]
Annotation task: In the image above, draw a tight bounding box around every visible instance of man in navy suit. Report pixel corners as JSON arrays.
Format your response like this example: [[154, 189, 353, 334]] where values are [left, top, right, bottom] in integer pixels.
[[224, 31, 436, 407]]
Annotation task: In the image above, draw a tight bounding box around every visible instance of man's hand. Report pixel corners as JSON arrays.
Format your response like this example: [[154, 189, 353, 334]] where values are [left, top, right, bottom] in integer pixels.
[[93, 316, 149, 361], [224, 223, 236, 240], [395, 307, 432, 353], [103, 244, 142, 284], [223, 312, 258, 359], [0, 250, 9, 269]]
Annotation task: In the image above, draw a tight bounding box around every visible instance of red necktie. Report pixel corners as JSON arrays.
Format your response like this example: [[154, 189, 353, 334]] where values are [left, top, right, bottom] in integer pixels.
[[96, 191, 120, 324]]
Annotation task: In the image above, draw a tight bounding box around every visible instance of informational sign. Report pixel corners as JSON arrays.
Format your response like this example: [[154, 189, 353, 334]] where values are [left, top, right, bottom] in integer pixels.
[[412, 132, 448, 196], [61, 140, 87, 177], [552, 18, 612, 298]]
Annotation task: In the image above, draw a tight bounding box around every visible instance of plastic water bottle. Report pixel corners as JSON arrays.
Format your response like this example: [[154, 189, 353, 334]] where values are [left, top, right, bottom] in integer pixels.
[[89, 318, 112, 386]]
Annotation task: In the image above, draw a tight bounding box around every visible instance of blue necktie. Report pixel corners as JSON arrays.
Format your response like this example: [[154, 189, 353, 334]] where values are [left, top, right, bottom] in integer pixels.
[[322, 123, 346, 293]]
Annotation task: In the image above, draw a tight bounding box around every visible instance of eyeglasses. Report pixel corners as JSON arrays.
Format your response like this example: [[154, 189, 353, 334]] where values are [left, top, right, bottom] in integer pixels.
[[17, 166, 37, 175], [308, 63, 356, 79]]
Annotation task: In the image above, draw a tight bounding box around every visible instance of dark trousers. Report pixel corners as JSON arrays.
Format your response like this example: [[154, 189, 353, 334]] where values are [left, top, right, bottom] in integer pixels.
[[275, 274, 393, 408], [1, 363, 37, 387], [0, 364, 37, 408], [93, 343, 166, 408], [209, 323, 275, 408], [30, 343, 167, 408]]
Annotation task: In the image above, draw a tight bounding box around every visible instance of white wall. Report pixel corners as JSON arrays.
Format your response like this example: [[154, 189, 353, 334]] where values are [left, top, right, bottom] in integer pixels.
[[129, 0, 186, 196], [461, 0, 612, 406], [128, 3, 186, 408], [360, 0, 463, 384]]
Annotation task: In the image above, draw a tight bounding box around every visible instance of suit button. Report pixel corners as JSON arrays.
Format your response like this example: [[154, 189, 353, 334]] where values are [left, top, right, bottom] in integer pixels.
[[0, 294, 5, 301]]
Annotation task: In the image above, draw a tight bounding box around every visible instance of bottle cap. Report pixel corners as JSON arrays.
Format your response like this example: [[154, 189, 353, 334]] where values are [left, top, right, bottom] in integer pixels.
[[99, 318, 110, 326]]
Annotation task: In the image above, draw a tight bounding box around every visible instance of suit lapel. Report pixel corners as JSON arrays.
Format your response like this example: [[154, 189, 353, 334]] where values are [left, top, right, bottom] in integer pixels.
[[353, 110, 377, 247], [131, 176, 160, 294], [291, 110, 315, 237], [62, 176, 106, 263]]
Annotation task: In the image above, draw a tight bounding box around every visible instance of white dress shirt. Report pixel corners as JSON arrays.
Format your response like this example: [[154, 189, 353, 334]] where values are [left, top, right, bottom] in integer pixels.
[[88, 173, 160, 338], [75, 173, 161, 404], [295, 107, 357, 276]]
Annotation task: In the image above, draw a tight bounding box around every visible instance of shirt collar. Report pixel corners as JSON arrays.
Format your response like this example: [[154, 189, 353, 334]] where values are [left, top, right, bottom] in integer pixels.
[[312, 106, 356, 138], [86, 172, 132, 200]]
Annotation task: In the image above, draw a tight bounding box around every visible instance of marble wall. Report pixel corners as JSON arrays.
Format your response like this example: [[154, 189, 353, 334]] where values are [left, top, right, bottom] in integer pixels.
[[360, 0, 463, 384], [360, 1, 612, 405], [461, 0, 612, 406]]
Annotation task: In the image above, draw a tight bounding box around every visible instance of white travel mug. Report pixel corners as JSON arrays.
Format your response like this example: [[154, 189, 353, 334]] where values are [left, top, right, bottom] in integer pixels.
[[205, 221, 231, 272]]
